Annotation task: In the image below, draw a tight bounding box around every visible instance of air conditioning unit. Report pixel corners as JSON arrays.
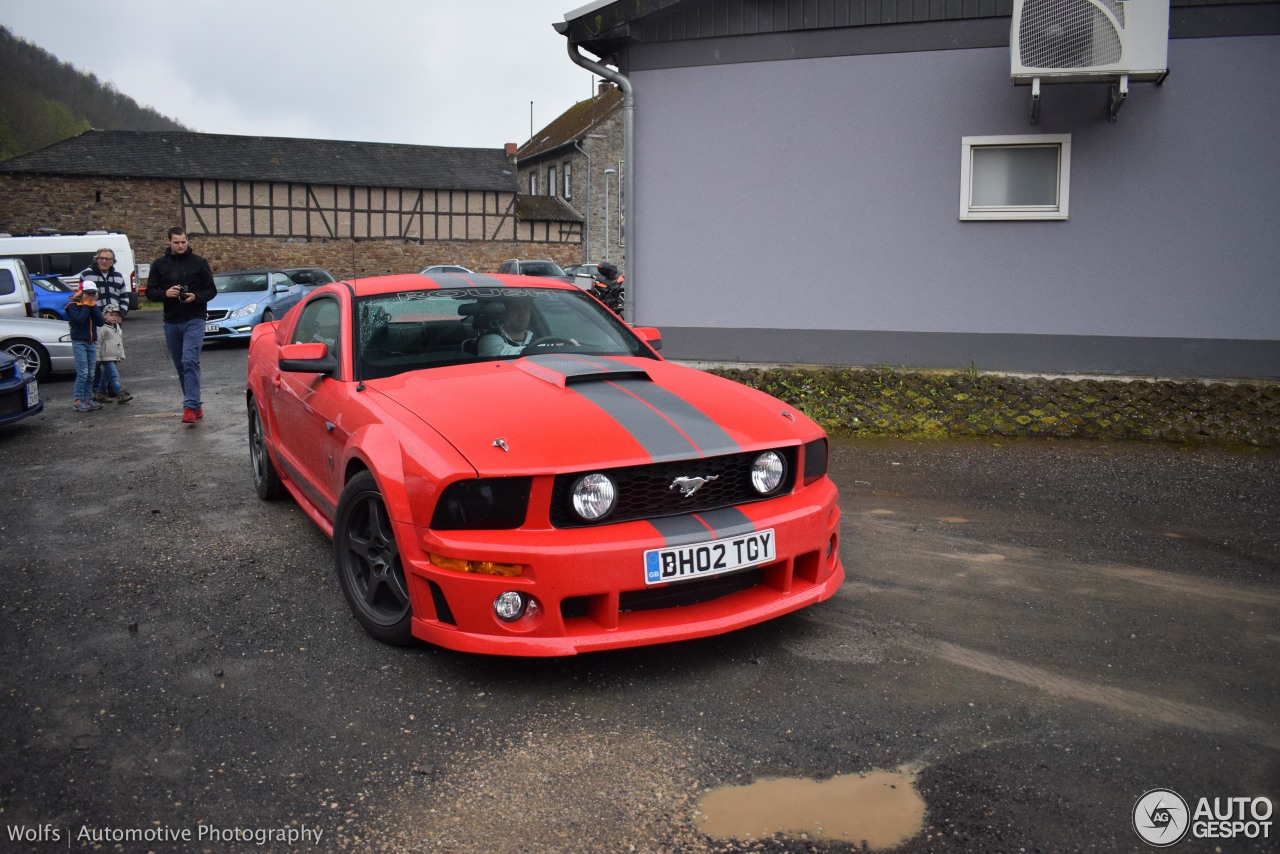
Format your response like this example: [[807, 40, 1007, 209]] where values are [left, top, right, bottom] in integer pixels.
[[1012, 0, 1169, 83]]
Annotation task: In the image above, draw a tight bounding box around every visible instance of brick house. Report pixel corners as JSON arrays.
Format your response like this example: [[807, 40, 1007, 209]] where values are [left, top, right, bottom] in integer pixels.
[[0, 129, 582, 278], [517, 83, 625, 271]]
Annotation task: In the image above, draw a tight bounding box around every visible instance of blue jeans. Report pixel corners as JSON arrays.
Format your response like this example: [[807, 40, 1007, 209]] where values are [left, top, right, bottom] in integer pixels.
[[163, 318, 205, 410], [95, 361, 122, 395], [73, 340, 97, 402]]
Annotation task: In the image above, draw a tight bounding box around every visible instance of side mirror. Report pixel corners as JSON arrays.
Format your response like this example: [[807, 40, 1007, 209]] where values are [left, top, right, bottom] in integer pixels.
[[279, 341, 337, 374], [632, 326, 663, 351]]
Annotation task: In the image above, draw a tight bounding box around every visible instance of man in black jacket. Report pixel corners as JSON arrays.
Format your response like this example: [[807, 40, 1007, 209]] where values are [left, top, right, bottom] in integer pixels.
[[146, 227, 217, 424]]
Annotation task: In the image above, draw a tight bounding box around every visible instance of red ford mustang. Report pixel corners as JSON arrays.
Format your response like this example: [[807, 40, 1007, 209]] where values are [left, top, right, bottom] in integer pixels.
[[246, 272, 843, 655]]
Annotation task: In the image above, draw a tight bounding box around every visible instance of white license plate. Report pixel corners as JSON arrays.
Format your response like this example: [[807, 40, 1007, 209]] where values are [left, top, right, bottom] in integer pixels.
[[205, 323, 219, 334], [25, 381, 38, 407], [644, 529, 775, 586]]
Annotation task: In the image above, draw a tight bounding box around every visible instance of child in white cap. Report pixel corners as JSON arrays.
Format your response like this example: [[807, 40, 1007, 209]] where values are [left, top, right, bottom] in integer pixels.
[[67, 281, 106, 411]]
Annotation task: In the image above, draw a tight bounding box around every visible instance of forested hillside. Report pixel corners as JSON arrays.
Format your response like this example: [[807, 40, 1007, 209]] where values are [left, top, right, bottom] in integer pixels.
[[0, 26, 188, 160]]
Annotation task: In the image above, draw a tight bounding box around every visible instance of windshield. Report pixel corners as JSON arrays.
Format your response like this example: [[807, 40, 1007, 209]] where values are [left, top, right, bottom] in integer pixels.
[[215, 273, 269, 293], [357, 287, 653, 379]]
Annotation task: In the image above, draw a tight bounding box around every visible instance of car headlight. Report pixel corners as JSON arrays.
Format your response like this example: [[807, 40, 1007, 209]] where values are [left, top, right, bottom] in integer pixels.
[[431, 478, 531, 530], [228, 302, 259, 320], [750, 451, 785, 495], [803, 438, 829, 485], [571, 473, 616, 521]]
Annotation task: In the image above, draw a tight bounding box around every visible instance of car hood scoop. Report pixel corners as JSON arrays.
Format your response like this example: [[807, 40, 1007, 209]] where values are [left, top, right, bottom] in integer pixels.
[[514, 353, 652, 387]]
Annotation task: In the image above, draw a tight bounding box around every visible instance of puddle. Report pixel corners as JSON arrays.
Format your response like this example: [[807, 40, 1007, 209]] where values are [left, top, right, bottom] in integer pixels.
[[696, 766, 925, 848]]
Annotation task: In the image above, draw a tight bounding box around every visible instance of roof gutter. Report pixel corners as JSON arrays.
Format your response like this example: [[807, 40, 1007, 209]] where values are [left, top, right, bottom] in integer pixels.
[[560, 37, 636, 322]]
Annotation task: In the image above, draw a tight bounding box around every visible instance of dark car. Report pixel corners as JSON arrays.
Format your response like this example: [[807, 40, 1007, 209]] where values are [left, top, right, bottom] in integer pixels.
[[284, 267, 338, 288], [0, 349, 43, 426], [496, 259, 573, 284]]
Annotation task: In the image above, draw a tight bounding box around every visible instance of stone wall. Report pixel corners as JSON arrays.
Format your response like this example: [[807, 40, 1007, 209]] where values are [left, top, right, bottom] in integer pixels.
[[709, 366, 1280, 447], [0, 174, 583, 278]]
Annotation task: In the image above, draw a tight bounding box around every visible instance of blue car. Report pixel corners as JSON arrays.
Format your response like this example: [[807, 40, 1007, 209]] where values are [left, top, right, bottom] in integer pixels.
[[0, 349, 42, 426], [204, 269, 309, 343], [31, 275, 74, 320]]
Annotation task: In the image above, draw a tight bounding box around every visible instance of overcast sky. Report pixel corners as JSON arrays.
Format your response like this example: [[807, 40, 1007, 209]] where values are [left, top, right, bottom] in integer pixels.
[[2, 0, 603, 150]]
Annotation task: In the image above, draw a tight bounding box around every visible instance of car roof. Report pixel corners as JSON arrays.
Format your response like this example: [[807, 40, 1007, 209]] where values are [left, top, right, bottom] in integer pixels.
[[215, 268, 289, 276], [339, 272, 579, 298]]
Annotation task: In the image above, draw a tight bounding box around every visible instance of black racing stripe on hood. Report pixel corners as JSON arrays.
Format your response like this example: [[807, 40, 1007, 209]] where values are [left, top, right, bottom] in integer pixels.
[[647, 507, 757, 547], [570, 381, 700, 461], [609, 377, 739, 457]]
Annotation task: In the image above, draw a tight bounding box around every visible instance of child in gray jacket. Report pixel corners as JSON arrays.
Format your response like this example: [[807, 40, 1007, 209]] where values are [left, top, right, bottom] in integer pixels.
[[93, 304, 133, 404]]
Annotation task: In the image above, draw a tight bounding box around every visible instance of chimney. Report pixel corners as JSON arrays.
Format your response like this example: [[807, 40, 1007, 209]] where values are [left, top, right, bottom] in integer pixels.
[[504, 142, 518, 157], [597, 80, 613, 98]]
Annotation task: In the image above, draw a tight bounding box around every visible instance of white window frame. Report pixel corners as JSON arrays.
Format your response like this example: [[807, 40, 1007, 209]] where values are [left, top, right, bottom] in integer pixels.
[[548, 165, 557, 198], [562, 161, 572, 200], [960, 134, 1071, 221], [529, 172, 538, 196]]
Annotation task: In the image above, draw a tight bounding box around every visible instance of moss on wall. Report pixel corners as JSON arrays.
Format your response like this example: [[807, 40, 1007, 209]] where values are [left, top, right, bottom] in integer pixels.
[[708, 366, 1280, 446]]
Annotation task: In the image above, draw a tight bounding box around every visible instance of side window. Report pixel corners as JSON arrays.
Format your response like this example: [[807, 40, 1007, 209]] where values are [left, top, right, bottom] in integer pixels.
[[292, 298, 342, 361], [271, 272, 292, 290], [548, 165, 557, 198], [563, 161, 572, 200], [529, 173, 538, 196], [0, 269, 14, 296], [960, 134, 1071, 221]]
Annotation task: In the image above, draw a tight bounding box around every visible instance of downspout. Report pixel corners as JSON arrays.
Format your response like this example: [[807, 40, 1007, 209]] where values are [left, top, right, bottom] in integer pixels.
[[572, 140, 591, 262], [564, 40, 635, 322]]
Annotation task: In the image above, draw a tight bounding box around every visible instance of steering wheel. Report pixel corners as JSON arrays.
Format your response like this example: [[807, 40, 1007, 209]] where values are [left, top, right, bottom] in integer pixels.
[[522, 336, 573, 353]]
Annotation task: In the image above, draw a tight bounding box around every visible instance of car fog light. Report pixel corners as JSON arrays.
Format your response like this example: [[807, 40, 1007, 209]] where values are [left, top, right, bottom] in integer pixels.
[[493, 591, 528, 622], [571, 473, 617, 521], [751, 451, 785, 494]]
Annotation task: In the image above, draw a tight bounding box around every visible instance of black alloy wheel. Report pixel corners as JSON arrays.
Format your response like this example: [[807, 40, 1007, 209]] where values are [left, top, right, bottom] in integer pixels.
[[334, 471, 414, 645], [248, 400, 284, 500]]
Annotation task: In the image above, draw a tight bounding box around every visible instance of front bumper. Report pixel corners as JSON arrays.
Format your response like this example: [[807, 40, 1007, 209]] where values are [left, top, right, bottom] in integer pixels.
[[399, 480, 844, 656]]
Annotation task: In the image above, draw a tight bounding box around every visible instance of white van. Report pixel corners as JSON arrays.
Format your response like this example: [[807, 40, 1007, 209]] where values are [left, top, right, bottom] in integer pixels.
[[0, 231, 140, 311], [0, 257, 38, 318]]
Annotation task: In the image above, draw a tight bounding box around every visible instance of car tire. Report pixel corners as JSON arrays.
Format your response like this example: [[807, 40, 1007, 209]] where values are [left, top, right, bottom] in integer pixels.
[[38, 309, 60, 320], [248, 400, 284, 500], [334, 471, 414, 645], [3, 339, 50, 381]]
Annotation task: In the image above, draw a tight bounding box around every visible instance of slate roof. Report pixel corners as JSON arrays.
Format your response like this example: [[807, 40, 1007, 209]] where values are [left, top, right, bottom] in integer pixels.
[[516, 195, 582, 222], [0, 130, 517, 192], [517, 86, 622, 162]]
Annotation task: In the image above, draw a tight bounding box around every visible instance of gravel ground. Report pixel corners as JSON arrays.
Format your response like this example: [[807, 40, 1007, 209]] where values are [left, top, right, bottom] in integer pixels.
[[1, 310, 1276, 853]]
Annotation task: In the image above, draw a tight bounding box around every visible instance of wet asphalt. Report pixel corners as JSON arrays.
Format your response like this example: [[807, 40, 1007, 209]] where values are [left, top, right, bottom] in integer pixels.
[[0, 309, 1277, 853]]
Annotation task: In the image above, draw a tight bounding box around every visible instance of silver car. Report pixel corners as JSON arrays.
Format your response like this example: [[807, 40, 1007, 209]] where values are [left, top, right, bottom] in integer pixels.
[[0, 316, 74, 380]]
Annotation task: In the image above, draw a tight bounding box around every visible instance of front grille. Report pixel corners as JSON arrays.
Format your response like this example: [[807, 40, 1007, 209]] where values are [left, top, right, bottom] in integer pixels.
[[206, 309, 228, 322], [549, 447, 797, 528], [560, 566, 764, 620]]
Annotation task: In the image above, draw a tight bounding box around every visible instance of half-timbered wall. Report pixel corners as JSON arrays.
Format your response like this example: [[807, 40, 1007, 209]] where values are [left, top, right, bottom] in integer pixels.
[[181, 179, 525, 243]]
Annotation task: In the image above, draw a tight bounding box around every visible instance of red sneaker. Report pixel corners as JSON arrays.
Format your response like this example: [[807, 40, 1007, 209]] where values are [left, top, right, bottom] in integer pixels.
[[195, 406, 204, 420], [182, 408, 197, 424]]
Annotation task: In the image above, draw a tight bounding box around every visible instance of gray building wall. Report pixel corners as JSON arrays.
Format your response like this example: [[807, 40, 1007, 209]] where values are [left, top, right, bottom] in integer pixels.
[[631, 34, 1280, 377]]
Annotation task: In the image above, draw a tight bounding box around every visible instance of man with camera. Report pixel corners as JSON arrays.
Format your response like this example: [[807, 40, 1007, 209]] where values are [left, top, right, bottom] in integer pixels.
[[147, 227, 216, 424]]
